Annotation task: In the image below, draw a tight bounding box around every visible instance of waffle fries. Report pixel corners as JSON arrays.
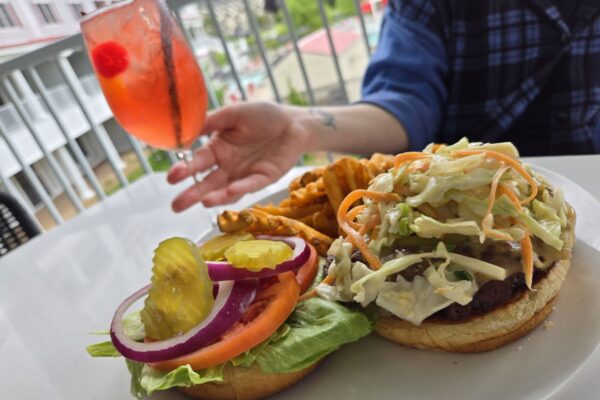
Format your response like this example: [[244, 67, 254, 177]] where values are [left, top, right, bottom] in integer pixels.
[[218, 154, 394, 255]]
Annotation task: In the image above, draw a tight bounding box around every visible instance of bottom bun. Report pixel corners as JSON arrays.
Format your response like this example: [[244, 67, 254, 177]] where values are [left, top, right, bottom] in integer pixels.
[[375, 208, 575, 353], [178, 362, 320, 400]]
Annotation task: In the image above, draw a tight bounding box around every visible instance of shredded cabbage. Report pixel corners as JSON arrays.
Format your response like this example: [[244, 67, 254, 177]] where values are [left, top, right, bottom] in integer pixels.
[[406, 169, 496, 207], [376, 275, 453, 326], [321, 138, 568, 328], [410, 215, 481, 238], [424, 264, 478, 305], [350, 243, 505, 309], [517, 211, 564, 250], [541, 188, 569, 227], [368, 172, 394, 193], [326, 238, 355, 301], [428, 153, 486, 176]]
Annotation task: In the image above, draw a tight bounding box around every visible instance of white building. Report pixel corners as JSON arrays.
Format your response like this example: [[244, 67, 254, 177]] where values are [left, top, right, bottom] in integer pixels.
[[0, 0, 382, 228], [0, 1, 133, 217], [0, 1, 105, 62], [0, 0, 266, 224], [269, 27, 369, 105]]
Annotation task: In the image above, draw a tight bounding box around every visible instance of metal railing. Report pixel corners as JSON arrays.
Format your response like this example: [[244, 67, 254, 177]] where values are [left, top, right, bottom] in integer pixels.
[[0, 0, 382, 234]]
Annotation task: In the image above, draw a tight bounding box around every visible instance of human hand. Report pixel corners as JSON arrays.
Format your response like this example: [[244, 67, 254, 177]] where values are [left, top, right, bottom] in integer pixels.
[[168, 102, 311, 212]]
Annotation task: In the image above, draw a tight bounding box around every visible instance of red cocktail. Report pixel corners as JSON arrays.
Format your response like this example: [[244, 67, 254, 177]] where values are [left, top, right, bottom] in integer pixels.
[[81, 0, 208, 151]]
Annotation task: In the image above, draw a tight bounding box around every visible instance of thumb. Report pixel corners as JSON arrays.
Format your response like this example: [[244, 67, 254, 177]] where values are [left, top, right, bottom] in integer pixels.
[[202, 105, 241, 134]]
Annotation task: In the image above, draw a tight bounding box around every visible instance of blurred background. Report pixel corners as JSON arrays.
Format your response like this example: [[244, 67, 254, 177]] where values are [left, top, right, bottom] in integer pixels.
[[0, 0, 385, 231]]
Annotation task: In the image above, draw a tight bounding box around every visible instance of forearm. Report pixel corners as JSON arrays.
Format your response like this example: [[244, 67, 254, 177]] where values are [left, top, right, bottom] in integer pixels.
[[287, 104, 409, 156]]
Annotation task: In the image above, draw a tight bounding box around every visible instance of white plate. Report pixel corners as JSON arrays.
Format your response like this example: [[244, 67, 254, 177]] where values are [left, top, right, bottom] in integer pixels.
[[157, 167, 600, 400]]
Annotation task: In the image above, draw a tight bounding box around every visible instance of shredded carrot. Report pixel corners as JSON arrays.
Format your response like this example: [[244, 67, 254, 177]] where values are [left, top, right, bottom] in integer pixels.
[[497, 183, 523, 211], [431, 143, 443, 153], [520, 228, 534, 290], [481, 165, 513, 241], [393, 152, 431, 168], [346, 205, 366, 230], [453, 149, 538, 204], [393, 182, 412, 197], [370, 227, 380, 240], [299, 275, 335, 301], [298, 291, 315, 301], [359, 213, 381, 236], [407, 159, 431, 173], [485, 165, 510, 217], [337, 189, 400, 270]]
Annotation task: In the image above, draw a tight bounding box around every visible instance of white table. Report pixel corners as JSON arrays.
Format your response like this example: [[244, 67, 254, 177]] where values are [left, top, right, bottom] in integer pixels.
[[0, 159, 598, 400]]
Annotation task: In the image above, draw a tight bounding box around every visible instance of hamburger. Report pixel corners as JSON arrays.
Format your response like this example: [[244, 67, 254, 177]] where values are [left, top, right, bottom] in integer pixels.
[[315, 139, 575, 352], [87, 234, 371, 399]]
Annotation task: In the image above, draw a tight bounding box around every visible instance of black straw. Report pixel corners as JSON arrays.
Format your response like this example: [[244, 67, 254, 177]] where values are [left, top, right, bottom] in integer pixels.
[[157, 0, 183, 148]]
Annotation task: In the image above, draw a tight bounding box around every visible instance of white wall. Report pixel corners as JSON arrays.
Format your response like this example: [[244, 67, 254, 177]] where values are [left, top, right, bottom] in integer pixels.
[[0, 1, 101, 60], [269, 40, 369, 104]]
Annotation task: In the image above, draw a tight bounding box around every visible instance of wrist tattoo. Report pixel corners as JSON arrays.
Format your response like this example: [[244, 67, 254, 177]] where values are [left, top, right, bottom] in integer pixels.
[[310, 108, 336, 130]]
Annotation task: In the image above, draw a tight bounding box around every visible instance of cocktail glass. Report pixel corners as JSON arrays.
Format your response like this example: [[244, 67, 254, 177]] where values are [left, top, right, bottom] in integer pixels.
[[81, 0, 208, 191]]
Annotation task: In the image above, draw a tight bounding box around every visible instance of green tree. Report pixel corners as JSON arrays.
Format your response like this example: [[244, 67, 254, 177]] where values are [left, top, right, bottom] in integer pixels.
[[202, 14, 217, 36], [213, 52, 228, 67], [286, 84, 309, 106], [242, 0, 358, 56], [330, 0, 357, 19], [280, 0, 357, 35], [214, 86, 225, 106], [285, 0, 322, 34]]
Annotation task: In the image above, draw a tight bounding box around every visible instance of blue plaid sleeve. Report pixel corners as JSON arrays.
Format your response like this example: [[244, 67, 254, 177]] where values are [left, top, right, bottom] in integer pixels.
[[361, 1, 448, 151]]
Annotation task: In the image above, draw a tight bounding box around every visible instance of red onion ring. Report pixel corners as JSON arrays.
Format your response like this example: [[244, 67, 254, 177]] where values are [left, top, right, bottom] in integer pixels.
[[110, 279, 257, 362], [206, 236, 309, 281]]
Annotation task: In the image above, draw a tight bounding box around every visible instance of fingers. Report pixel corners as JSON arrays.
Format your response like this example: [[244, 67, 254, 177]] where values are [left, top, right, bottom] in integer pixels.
[[201, 190, 243, 207], [202, 105, 240, 135], [227, 174, 272, 198], [167, 147, 217, 184], [171, 168, 228, 212], [175, 173, 272, 211], [201, 174, 272, 207]]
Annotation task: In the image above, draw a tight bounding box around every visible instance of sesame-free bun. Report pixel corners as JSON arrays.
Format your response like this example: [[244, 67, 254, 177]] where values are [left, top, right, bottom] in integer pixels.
[[178, 362, 320, 400], [375, 206, 576, 353]]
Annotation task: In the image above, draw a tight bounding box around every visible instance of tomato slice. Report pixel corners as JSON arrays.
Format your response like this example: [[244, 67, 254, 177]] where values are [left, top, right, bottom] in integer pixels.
[[151, 271, 300, 371], [295, 243, 318, 294]]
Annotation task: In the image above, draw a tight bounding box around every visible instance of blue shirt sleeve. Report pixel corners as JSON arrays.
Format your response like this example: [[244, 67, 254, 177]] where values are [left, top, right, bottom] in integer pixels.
[[361, 3, 448, 151]]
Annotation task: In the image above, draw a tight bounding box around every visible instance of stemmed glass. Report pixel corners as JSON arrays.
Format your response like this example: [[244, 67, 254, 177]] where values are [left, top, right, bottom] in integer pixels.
[[80, 0, 208, 196]]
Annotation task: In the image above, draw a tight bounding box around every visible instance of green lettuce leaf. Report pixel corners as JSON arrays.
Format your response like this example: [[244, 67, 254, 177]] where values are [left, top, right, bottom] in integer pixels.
[[231, 324, 291, 368], [123, 311, 145, 341], [145, 363, 222, 397], [87, 312, 143, 358], [125, 360, 145, 399], [251, 298, 372, 373], [87, 299, 372, 396], [124, 360, 224, 399], [87, 341, 120, 357]]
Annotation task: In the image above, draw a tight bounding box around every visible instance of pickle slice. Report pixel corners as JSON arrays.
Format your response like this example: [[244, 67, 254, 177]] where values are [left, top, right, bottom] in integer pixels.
[[224, 240, 293, 272], [141, 237, 214, 340], [199, 233, 254, 261]]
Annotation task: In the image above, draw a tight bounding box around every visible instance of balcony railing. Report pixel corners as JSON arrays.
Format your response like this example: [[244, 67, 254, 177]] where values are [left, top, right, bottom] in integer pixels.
[[0, 0, 383, 235]]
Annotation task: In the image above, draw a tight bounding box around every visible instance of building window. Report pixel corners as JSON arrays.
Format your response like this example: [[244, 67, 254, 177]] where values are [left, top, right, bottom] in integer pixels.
[[0, 3, 21, 28], [70, 3, 84, 20], [34, 3, 60, 24]]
